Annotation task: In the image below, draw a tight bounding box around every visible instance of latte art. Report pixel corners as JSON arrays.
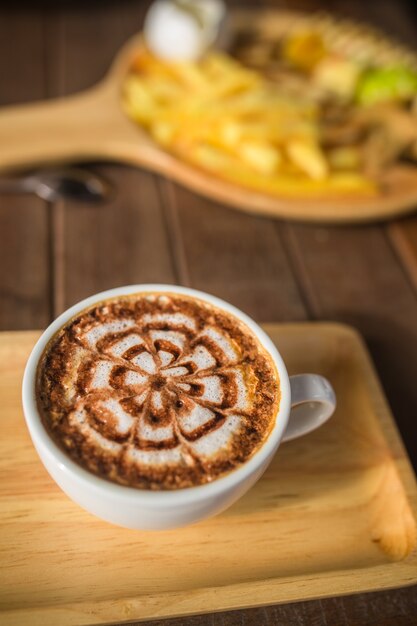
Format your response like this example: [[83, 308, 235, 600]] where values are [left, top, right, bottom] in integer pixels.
[[37, 293, 280, 489]]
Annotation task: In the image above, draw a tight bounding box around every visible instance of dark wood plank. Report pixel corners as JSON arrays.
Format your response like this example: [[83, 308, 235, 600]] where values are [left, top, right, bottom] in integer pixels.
[[389, 218, 417, 292], [162, 181, 308, 322], [45, 0, 152, 97], [0, 9, 50, 330], [59, 165, 177, 312], [347, 0, 417, 43], [0, 194, 50, 330], [0, 8, 47, 106]]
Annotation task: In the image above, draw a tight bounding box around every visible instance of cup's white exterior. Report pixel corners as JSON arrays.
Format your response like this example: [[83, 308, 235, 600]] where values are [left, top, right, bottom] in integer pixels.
[[22, 284, 292, 530]]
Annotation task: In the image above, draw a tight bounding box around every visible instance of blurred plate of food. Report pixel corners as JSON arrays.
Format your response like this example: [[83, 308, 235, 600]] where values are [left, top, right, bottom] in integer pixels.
[[122, 8, 417, 221], [2, 7, 417, 223]]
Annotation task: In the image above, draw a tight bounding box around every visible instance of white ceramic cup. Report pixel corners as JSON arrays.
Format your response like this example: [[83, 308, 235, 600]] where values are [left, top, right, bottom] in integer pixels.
[[22, 285, 336, 530]]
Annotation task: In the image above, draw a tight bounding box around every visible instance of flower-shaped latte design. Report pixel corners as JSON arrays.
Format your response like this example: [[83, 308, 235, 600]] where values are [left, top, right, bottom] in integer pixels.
[[39, 295, 278, 489]]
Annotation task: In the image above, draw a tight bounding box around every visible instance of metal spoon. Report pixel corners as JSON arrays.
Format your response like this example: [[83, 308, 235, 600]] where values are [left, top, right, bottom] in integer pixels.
[[0, 167, 112, 203]]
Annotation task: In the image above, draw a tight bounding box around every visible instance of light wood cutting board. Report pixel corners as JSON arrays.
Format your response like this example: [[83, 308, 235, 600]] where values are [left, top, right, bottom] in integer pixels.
[[1, 323, 416, 626], [1, 10, 417, 223]]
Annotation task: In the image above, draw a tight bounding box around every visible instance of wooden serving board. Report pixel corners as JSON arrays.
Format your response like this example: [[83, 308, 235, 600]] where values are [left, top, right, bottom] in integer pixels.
[[1, 10, 417, 223], [1, 324, 417, 626]]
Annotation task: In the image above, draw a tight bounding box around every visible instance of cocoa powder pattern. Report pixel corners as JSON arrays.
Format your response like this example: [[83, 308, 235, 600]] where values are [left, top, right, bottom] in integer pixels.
[[38, 295, 280, 489]]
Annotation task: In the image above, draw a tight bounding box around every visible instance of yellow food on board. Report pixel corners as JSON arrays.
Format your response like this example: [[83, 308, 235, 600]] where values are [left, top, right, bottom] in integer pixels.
[[123, 45, 376, 197], [282, 31, 327, 72]]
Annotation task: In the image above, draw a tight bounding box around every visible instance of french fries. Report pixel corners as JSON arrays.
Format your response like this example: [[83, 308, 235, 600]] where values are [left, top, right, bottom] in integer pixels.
[[123, 45, 376, 197]]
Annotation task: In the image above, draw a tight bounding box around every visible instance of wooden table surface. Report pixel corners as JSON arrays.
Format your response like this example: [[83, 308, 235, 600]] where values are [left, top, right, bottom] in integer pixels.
[[1, 0, 417, 624]]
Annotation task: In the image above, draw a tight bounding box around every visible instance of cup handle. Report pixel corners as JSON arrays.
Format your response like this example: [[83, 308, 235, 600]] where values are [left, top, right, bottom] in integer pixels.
[[282, 374, 336, 443]]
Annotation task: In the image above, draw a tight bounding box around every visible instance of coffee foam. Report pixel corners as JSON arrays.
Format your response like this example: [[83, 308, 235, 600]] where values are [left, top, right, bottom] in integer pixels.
[[189, 414, 242, 460], [142, 311, 196, 330], [101, 399, 135, 434], [37, 293, 280, 490], [107, 333, 145, 357], [201, 327, 239, 362], [197, 375, 222, 404], [83, 320, 136, 349], [70, 408, 123, 453], [90, 360, 113, 389], [180, 403, 215, 432], [185, 344, 216, 370], [138, 420, 174, 442]]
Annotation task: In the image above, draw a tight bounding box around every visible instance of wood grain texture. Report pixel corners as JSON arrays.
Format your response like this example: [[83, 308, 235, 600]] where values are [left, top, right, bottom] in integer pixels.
[[389, 218, 417, 293], [1, 326, 416, 626], [160, 180, 308, 322], [0, 10, 51, 330], [60, 166, 176, 312]]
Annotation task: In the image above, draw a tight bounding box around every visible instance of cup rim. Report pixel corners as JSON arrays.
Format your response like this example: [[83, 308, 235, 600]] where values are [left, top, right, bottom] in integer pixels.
[[22, 284, 291, 506]]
